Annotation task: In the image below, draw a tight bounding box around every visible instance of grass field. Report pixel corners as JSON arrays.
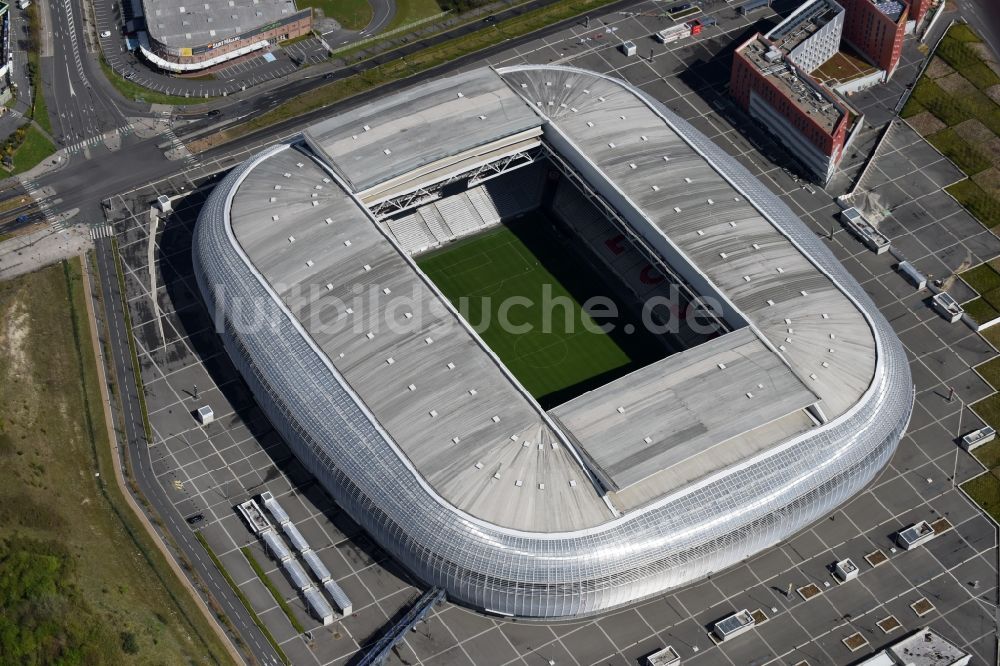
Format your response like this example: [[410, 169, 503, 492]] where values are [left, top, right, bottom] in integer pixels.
[[963, 438, 1000, 525], [902, 24, 1000, 230], [0, 259, 232, 665], [387, 0, 443, 31], [417, 214, 664, 406], [10, 125, 55, 175], [961, 261, 1000, 324], [301, 0, 373, 29]]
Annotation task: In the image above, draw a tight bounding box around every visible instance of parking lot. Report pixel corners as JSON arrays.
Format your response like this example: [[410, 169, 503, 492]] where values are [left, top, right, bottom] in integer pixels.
[[102, 0, 1000, 664], [91, 0, 329, 100]]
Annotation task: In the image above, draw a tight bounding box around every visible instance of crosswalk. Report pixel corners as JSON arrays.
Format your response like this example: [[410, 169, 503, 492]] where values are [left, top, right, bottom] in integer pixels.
[[20, 178, 55, 225], [90, 224, 114, 239], [162, 127, 200, 166], [63, 124, 134, 154]]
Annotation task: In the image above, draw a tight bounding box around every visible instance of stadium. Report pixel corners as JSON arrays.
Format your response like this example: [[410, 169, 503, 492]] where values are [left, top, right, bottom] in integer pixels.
[[193, 65, 914, 618]]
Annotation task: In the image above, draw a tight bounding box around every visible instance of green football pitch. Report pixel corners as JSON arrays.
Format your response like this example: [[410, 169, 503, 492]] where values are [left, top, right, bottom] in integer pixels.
[[416, 213, 665, 407]]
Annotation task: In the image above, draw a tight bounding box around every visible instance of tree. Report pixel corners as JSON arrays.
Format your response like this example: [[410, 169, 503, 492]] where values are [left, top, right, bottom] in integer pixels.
[[120, 631, 140, 655]]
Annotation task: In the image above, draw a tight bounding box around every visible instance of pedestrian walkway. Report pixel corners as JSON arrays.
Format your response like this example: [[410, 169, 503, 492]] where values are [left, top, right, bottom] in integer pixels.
[[161, 127, 199, 166], [90, 224, 114, 239], [20, 178, 55, 224], [63, 124, 134, 155]]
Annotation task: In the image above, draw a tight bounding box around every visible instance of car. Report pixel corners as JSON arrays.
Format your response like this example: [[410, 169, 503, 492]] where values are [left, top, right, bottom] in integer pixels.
[[207, 109, 222, 117], [185, 513, 204, 525], [100, 30, 111, 38], [323, 72, 335, 79], [669, 3, 692, 11], [15, 214, 29, 224], [482, 15, 496, 23]]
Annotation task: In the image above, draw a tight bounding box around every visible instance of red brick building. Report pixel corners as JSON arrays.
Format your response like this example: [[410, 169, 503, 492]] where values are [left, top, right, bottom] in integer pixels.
[[730, 35, 853, 183], [909, 0, 933, 24], [838, 0, 909, 76]]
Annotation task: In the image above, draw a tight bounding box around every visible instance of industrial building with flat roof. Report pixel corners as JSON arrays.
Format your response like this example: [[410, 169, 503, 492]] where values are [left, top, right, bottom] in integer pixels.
[[194, 65, 912, 618], [136, 0, 311, 72]]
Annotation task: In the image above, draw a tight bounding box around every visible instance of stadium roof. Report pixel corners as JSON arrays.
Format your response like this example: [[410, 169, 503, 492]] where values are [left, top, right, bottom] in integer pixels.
[[230, 146, 611, 531], [225, 66, 877, 531], [143, 0, 300, 48], [303, 69, 543, 194], [199, 65, 912, 617], [552, 328, 818, 490], [502, 66, 873, 419]]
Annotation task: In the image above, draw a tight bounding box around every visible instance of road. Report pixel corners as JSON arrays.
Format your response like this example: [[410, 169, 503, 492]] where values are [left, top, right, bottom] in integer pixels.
[[362, 0, 396, 37], [172, 0, 644, 136], [42, 0, 132, 148], [36, 0, 643, 220], [954, 0, 1000, 59], [92, 235, 282, 666]]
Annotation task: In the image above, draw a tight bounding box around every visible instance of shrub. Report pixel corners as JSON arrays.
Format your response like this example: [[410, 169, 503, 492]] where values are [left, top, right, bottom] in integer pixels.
[[120, 631, 140, 655]]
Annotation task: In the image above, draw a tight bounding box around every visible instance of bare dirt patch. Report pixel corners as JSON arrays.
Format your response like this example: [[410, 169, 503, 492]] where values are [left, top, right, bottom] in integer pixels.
[[865, 549, 888, 567], [971, 42, 999, 64], [877, 615, 901, 634], [0, 299, 37, 426], [908, 110, 947, 136], [987, 84, 1000, 105], [0, 301, 30, 385], [938, 71, 979, 97], [926, 55, 955, 79], [842, 632, 868, 652], [973, 167, 1000, 200], [930, 517, 952, 533], [911, 597, 935, 616], [953, 119, 1000, 164], [797, 583, 822, 600]]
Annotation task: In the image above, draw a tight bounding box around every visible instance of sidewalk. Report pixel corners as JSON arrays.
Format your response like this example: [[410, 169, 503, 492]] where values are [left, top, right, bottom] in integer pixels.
[[0, 224, 89, 279], [80, 250, 245, 666], [7, 4, 33, 118]]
